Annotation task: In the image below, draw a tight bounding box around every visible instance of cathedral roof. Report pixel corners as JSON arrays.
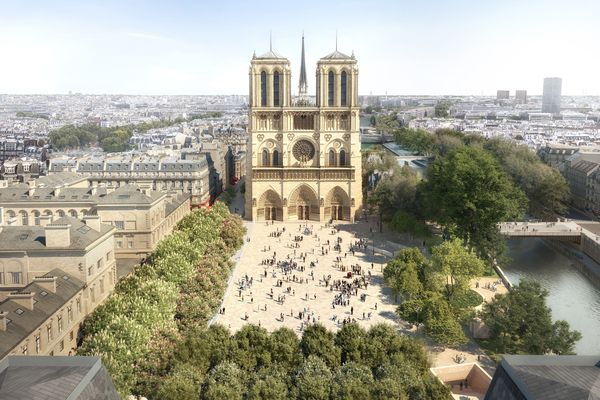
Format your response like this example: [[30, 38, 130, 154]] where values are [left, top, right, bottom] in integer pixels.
[[321, 50, 352, 60], [255, 50, 287, 60]]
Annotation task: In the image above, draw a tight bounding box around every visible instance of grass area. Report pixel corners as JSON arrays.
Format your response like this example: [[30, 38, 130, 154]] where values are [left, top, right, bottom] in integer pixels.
[[450, 289, 484, 309]]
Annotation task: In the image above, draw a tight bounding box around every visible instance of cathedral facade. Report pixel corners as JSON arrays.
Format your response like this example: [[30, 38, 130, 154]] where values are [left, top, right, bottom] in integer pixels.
[[245, 37, 362, 222]]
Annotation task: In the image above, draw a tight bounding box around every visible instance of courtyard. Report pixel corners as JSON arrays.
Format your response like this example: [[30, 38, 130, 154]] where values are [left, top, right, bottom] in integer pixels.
[[212, 219, 404, 334]]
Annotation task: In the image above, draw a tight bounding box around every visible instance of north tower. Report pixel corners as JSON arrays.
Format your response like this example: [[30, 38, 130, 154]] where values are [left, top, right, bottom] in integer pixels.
[[245, 38, 362, 222]]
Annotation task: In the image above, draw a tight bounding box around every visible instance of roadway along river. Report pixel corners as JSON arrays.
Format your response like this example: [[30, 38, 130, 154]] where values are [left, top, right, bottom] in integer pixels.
[[504, 238, 600, 355]]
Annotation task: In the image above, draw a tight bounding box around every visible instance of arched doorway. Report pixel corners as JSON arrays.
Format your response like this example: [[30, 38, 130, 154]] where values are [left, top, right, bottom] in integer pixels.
[[288, 185, 319, 221], [324, 186, 351, 221], [257, 189, 283, 221]]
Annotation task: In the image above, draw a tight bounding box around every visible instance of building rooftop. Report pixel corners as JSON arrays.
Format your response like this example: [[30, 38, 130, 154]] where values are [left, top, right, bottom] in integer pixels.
[[497, 355, 600, 400], [0, 217, 112, 251], [320, 49, 352, 60], [0, 269, 85, 359], [0, 356, 120, 399]]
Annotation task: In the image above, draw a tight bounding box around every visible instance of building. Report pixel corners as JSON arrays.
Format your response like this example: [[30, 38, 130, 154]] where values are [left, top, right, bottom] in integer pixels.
[[245, 37, 362, 222], [0, 157, 43, 183], [496, 90, 510, 100], [0, 218, 116, 359], [565, 159, 599, 209], [515, 90, 527, 104], [0, 179, 191, 263], [542, 77, 562, 114], [0, 356, 120, 399], [49, 152, 217, 207], [537, 144, 578, 171], [484, 355, 600, 399]]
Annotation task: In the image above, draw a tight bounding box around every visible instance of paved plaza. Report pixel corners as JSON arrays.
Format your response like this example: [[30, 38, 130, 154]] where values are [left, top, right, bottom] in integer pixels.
[[213, 220, 403, 334]]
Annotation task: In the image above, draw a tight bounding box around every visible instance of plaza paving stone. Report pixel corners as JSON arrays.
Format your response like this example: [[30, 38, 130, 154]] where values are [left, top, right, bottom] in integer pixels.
[[213, 220, 404, 334]]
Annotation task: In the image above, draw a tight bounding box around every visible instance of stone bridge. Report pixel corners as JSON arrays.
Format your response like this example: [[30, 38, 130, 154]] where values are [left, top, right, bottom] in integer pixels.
[[498, 221, 584, 244]]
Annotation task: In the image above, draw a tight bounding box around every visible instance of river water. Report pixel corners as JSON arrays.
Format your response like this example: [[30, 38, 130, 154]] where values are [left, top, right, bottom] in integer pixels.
[[504, 239, 600, 355]]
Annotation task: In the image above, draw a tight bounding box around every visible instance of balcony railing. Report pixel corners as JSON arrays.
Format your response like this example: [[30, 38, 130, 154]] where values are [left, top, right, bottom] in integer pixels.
[[252, 167, 354, 181]]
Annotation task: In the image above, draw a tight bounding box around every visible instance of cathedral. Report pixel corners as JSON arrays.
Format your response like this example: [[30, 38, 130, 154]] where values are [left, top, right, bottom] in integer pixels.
[[245, 36, 362, 222]]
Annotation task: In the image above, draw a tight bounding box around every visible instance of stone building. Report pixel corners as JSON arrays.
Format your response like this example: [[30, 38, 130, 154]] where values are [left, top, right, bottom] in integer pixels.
[[0, 217, 117, 359], [0, 179, 190, 263], [245, 37, 362, 221]]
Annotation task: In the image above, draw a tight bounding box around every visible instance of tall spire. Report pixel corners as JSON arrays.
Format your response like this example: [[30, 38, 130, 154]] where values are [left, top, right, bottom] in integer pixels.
[[269, 31, 272, 52], [299, 33, 308, 97]]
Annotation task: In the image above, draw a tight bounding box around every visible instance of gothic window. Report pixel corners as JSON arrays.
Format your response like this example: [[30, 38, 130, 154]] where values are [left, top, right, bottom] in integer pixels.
[[292, 140, 316, 163], [340, 149, 346, 166], [341, 71, 347, 106], [260, 71, 267, 106], [272, 150, 279, 166], [273, 71, 280, 106], [329, 149, 336, 166], [328, 71, 334, 106], [262, 149, 270, 167]]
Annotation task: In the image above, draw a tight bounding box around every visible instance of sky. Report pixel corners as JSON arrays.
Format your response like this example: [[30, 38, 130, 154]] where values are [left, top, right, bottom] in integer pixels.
[[0, 0, 599, 96]]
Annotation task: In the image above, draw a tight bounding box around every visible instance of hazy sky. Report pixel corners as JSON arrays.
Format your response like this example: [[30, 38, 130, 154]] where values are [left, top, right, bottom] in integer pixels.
[[0, 0, 598, 96]]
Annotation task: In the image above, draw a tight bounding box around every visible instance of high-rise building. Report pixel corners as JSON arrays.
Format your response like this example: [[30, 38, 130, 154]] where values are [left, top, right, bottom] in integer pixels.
[[542, 77, 562, 114], [496, 90, 509, 100], [515, 90, 527, 104], [245, 37, 362, 222]]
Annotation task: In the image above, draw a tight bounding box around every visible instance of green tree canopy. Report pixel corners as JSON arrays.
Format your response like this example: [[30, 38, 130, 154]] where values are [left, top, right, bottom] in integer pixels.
[[480, 280, 581, 354]]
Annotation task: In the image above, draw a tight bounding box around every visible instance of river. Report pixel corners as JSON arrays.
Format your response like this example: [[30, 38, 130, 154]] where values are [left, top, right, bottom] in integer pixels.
[[504, 238, 600, 355]]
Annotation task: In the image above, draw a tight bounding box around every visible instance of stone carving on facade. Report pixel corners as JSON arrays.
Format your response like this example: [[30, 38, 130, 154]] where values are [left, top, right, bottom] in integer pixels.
[[275, 133, 283, 141], [257, 134, 264, 141], [343, 133, 351, 141], [324, 134, 332, 142], [287, 133, 295, 141], [312, 132, 320, 141]]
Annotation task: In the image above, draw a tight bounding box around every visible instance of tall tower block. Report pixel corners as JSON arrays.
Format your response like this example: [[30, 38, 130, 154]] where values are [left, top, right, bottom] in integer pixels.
[[245, 38, 362, 222]]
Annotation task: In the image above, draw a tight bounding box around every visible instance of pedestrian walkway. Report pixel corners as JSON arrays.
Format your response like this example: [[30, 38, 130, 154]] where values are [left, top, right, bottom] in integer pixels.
[[212, 220, 403, 334]]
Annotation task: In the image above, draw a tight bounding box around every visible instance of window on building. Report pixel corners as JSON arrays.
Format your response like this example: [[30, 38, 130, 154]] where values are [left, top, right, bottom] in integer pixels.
[[339, 149, 346, 166], [90, 286, 96, 303], [341, 71, 348, 106], [117, 241, 122, 249], [114, 221, 124, 230], [21, 212, 28, 226], [329, 149, 336, 166], [21, 345, 28, 355], [273, 71, 280, 106], [69, 331, 74, 341], [10, 272, 21, 285], [47, 325, 53, 342], [106, 251, 112, 261], [67, 306, 73, 323], [35, 335, 40, 353], [262, 149, 270, 167], [260, 71, 267, 106], [57, 315, 63, 333], [272, 150, 279, 166], [128, 241, 133, 249], [59, 340, 64, 352], [328, 71, 335, 106], [88, 266, 93, 276], [76, 298, 81, 313]]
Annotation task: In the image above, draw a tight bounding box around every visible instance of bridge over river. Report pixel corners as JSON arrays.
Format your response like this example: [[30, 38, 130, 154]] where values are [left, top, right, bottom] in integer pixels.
[[498, 221, 585, 243]]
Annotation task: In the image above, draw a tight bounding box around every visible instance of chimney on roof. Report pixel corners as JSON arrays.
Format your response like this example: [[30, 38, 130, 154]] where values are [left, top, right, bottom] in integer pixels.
[[0, 311, 8, 331], [8, 292, 35, 310], [54, 187, 61, 197], [45, 224, 71, 247], [32, 276, 57, 293], [83, 215, 101, 232], [38, 215, 52, 227]]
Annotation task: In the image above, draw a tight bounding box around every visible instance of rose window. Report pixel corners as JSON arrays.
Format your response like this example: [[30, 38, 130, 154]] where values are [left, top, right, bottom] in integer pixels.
[[292, 140, 315, 163]]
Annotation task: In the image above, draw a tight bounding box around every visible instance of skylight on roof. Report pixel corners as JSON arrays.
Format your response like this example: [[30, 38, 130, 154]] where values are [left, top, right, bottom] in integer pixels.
[[14, 308, 24, 315], [19, 234, 28, 241], [62, 275, 69, 280], [77, 225, 91, 234], [40, 291, 48, 296]]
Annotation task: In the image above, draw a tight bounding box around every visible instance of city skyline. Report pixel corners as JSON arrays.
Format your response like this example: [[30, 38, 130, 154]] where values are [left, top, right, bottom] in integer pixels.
[[1, 0, 599, 96]]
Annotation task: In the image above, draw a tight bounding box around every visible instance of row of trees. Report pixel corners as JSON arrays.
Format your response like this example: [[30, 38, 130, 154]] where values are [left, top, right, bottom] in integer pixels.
[[385, 241, 485, 347], [49, 112, 223, 152], [77, 202, 246, 397], [156, 323, 452, 400]]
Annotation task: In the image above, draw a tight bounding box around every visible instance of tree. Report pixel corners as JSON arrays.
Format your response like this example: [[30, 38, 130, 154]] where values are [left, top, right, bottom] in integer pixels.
[[299, 324, 341, 369], [270, 327, 302, 372], [384, 248, 426, 301], [155, 363, 203, 400], [480, 280, 581, 354], [292, 355, 333, 400], [201, 361, 244, 400], [233, 324, 273, 372], [435, 101, 450, 118], [246, 366, 289, 400], [421, 294, 467, 347], [429, 239, 485, 301], [334, 323, 367, 364], [330, 362, 374, 400], [421, 146, 527, 255]]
